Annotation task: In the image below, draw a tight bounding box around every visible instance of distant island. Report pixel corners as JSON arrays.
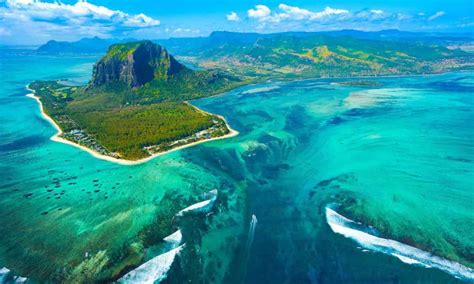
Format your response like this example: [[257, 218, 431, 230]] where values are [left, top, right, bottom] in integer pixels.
[[29, 41, 243, 163], [30, 32, 473, 163], [37, 37, 119, 54]]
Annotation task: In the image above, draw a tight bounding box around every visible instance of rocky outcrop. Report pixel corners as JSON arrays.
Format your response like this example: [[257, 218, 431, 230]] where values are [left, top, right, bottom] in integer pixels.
[[90, 41, 185, 88]]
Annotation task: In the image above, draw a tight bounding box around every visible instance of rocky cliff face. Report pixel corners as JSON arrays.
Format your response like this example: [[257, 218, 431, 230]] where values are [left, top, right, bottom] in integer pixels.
[[90, 41, 185, 88]]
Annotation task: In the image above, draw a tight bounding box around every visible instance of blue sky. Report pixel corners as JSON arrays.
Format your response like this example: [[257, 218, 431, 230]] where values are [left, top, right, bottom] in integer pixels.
[[0, 0, 472, 45]]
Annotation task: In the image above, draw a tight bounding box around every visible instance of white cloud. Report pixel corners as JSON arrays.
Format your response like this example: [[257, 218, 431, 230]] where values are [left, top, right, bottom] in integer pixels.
[[173, 28, 200, 34], [370, 9, 384, 15], [0, 0, 160, 44], [243, 4, 439, 33], [248, 5, 271, 19], [174, 28, 190, 33], [278, 5, 349, 21], [3, 0, 160, 27], [226, 11, 240, 21], [123, 13, 160, 28], [247, 4, 348, 24], [428, 11, 445, 21], [277, 4, 314, 20], [396, 13, 412, 20], [352, 9, 390, 21], [308, 6, 349, 19]]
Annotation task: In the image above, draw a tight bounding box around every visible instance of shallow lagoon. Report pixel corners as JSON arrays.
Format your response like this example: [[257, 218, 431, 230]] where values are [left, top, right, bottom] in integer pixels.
[[0, 49, 472, 282]]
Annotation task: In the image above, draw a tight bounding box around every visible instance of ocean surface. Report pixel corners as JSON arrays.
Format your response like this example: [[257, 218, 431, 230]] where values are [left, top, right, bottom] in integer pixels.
[[0, 48, 473, 283]]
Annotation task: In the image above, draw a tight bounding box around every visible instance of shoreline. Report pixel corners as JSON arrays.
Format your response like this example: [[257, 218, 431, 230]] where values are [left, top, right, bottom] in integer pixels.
[[258, 69, 473, 86], [26, 93, 239, 166], [189, 70, 472, 104]]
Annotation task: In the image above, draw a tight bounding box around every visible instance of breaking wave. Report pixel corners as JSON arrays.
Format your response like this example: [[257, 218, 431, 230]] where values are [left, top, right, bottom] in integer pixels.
[[0, 267, 27, 283], [119, 230, 185, 283], [119, 189, 219, 283], [176, 189, 218, 217], [163, 230, 182, 246], [118, 245, 184, 284], [325, 207, 474, 281]]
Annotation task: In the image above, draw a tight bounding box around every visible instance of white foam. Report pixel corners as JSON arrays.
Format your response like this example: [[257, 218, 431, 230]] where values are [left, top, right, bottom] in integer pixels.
[[176, 200, 212, 216], [325, 207, 474, 281], [207, 189, 218, 198], [242, 86, 279, 95], [176, 190, 218, 217], [0, 267, 10, 283], [12, 276, 27, 283], [119, 245, 184, 284], [0, 267, 28, 283], [163, 230, 182, 246], [391, 253, 423, 266]]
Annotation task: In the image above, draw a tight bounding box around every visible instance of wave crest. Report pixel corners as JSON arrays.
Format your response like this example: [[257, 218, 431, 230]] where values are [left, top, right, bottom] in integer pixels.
[[325, 207, 474, 281]]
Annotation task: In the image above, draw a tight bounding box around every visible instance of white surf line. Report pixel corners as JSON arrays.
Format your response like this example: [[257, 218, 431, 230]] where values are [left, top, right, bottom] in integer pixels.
[[120, 189, 218, 283], [119, 190, 219, 283], [163, 230, 182, 247], [118, 245, 184, 284], [118, 229, 184, 284], [0, 267, 28, 283], [176, 189, 218, 217], [325, 207, 474, 281]]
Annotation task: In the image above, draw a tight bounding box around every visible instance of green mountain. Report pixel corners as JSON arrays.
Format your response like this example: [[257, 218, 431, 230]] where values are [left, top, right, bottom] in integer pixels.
[[36, 37, 126, 54], [29, 41, 243, 160], [90, 41, 185, 88], [157, 32, 473, 80], [86, 40, 243, 103], [152, 30, 474, 56]]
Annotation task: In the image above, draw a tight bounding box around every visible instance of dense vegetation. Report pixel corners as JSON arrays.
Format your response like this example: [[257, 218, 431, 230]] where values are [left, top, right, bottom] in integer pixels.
[[30, 80, 230, 159], [158, 32, 473, 80], [71, 103, 216, 159], [30, 41, 239, 160]]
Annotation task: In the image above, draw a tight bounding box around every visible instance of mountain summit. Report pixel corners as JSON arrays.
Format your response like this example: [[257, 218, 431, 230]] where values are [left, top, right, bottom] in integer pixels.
[[90, 41, 185, 88]]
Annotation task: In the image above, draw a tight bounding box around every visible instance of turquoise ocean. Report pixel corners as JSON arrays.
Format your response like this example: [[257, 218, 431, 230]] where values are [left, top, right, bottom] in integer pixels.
[[0, 48, 473, 283]]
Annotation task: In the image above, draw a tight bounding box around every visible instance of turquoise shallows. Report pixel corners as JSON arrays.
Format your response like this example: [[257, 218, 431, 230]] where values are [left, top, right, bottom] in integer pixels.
[[0, 48, 472, 282]]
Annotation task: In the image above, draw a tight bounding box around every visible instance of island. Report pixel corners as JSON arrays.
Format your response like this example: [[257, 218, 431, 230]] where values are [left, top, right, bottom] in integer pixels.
[[29, 41, 244, 163]]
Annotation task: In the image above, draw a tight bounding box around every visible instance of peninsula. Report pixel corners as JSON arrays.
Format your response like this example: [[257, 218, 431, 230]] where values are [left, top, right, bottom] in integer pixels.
[[29, 41, 243, 163], [29, 34, 473, 164]]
